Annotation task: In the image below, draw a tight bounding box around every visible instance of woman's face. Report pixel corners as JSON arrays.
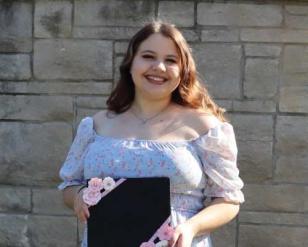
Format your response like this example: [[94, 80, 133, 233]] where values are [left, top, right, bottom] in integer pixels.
[[130, 33, 181, 101]]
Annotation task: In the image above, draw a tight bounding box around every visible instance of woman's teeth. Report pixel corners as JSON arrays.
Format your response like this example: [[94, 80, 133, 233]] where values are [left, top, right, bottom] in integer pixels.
[[146, 75, 166, 82]]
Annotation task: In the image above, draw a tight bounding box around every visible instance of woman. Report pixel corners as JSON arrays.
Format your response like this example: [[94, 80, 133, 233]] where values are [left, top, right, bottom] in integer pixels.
[[58, 21, 244, 247]]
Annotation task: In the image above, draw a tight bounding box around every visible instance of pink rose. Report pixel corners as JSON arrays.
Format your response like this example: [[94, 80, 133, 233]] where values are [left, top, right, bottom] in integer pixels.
[[82, 188, 102, 206], [157, 224, 175, 241], [88, 177, 104, 192], [140, 242, 155, 247]]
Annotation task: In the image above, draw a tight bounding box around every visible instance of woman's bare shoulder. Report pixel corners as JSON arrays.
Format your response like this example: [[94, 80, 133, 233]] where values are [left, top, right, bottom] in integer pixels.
[[177, 106, 221, 135]]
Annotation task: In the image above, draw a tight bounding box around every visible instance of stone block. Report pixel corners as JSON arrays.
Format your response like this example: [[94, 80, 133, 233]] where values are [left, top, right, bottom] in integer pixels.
[[192, 44, 241, 99], [279, 86, 308, 113], [115, 42, 129, 54], [0, 122, 72, 186], [158, 1, 194, 27], [239, 224, 308, 247], [244, 58, 279, 99], [76, 108, 100, 126], [211, 219, 236, 247], [244, 44, 281, 57], [32, 188, 73, 215], [201, 29, 239, 42], [0, 95, 73, 121], [114, 55, 124, 83], [73, 26, 140, 40], [276, 116, 308, 157], [0, 214, 29, 247], [0, 186, 31, 213], [76, 96, 108, 109], [285, 15, 308, 29], [0, 81, 113, 95], [230, 114, 273, 142], [34, 40, 112, 80], [197, 3, 282, 27], [74, 0, 155, 27], [0, 1, 32, 52], [282, 45, 308, 86], [237, 140, 272, 182], [35, 0, 72, 38], [286, 5, 308, 15], [241, 28, 308, 43], [242, 184, 308, 212], [215, 100, 233, 112], [275, 156, 308, 184], [239, 211, 308, 226], [233, 100, 276, 113], [28, 215, 77, 247], [0, 54, 31, 80], [180, 29, 199, 42]]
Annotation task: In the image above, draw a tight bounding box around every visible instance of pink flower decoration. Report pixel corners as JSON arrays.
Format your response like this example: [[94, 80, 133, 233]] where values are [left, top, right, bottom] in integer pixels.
[[82, 188, 102, 206], [157, 224, 175, 241], [88, 177, 104, 192], [102, 177, 116, 191], [140, 242, 155, 247]]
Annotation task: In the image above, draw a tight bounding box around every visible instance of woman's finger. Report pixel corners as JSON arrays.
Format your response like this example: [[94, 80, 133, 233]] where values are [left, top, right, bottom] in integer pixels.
[[169, 232, 180, 247]]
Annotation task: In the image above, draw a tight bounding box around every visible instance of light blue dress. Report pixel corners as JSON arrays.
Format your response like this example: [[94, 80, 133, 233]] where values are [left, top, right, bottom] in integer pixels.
[[58, 116, 244, 247]]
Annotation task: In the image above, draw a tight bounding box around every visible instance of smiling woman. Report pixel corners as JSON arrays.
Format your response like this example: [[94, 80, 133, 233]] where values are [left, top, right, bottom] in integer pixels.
[[58, 21, 244, 247]]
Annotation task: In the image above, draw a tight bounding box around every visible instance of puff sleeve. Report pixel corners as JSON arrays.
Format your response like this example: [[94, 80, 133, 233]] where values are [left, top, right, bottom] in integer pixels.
[[58, 117, 95, 190], [194, 122, 244, 204]]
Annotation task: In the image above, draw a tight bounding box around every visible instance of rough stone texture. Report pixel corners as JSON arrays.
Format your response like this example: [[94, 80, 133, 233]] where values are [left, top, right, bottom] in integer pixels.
[[180, 29, 199, 42], [76, 108, 100, 126], [241, 28, 308, 43], [0, 214, 30, 247], [279, 86, 308, 113], [230, 114, 273, 142], [0, 122, 72, 186], [285, 5, 308, 29], [242, 184, 308, 212], [286, 5, 308, 15], [76, 96, 108, 109], [0, 1, 32, 52], [239, 225, 308, 247], [275, 156, 308, 184], [0, 186, 31, 213], [233, 100, 276, 112], [192, 44, 241, 99], [0, 81, 113, 95], [34, 40, 113, 80], [34, 0, 72, 38], [237, 140, 273, 182], [282, 45, 308, 86], [197, 3, 282, 27], [276, 116, 308, 157], [32, 188, 73, 215], [74, 0, 155, 27], [73, 26, 140, 39], [158, 1, 194, 27], [211, 219, 236, 247], [115, 41, 129, 54], [0, 54, 31, 80], [28, 215, 77, 247], [244, 44, 281, 57], [201, 29, 239, 42], [239, 211, 308, 226], [0, 95, 73, 121], [244, 58, 279, 99]]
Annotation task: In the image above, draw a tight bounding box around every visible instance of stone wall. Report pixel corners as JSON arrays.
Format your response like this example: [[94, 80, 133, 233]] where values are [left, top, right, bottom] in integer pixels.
[[0, 0, 307, 246]]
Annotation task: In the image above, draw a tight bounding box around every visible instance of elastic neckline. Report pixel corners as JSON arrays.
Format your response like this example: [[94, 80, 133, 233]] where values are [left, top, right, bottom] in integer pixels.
[[87, 116, 221, 145]]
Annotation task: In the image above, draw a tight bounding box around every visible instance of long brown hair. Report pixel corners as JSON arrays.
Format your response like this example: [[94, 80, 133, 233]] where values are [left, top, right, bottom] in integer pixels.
[[106, 21, 226, 122]]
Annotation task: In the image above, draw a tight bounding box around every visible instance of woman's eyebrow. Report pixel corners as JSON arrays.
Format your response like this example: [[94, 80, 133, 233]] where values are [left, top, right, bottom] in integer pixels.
[[140, 50, 179, 59]]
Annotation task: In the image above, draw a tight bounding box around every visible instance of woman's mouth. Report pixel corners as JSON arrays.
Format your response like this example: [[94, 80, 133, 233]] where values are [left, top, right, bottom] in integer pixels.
[[145, 75, 167, 85]]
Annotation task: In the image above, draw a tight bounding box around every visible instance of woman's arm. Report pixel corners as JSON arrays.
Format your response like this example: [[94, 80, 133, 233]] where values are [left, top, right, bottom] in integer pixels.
[[62, 186, 90, 223], [169, 198, 240, 247]]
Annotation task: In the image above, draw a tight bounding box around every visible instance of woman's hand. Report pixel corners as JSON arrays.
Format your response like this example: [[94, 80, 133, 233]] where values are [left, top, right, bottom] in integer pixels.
[[73, 188, 90, 223], [169, 222, 195, 247]]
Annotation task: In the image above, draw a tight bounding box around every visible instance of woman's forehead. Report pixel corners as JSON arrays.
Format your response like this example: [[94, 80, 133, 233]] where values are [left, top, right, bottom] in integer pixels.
[[137, 33, 179, 56]]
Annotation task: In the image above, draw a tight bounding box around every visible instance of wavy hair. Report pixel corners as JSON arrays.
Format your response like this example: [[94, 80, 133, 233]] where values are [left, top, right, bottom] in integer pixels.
[[106, 21, 226, 122]]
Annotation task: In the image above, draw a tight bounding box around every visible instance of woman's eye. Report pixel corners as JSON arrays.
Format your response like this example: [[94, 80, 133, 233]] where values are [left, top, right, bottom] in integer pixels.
[[142, 55, 154, 59], [166, 59, 177, 64]]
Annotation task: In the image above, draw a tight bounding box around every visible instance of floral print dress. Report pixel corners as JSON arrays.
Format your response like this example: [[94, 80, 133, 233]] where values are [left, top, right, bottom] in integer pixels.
[[58, 116, 244, 247]]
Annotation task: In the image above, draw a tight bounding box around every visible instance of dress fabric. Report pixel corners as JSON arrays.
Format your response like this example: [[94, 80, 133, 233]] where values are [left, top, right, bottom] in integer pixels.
[[58, 116, 244, 247]]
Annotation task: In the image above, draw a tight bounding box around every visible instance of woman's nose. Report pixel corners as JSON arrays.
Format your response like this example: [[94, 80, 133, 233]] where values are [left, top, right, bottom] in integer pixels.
[[152, 60, 166, 71]]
